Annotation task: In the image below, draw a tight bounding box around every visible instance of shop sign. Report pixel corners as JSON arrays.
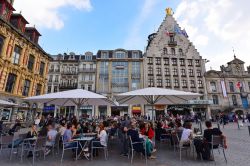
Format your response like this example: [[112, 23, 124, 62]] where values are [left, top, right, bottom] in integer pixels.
[[187, 100, 213, 105], [155, 105, 166, 110], [43, 106, 55, 112]]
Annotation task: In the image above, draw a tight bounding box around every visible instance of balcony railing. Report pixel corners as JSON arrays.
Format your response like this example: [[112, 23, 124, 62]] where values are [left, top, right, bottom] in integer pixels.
[[49, 69, 60, 73], [61, 71, 78, 75], [59, 84, 77, 89], [168, 41, 177, 46], [111, 82, 129, 87], [131, 73, 141, 79], [79, 68, 96, 73]]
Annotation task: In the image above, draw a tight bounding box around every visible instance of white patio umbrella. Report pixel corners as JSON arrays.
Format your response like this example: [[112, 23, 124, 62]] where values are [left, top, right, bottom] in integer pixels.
[[24, 89, 115, 119], [0, 99, 18, 107], [116, 87, 202, 120]]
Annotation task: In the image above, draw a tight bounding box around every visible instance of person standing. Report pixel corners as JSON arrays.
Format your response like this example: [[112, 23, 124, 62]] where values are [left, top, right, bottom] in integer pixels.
[[119, 114, 130, 156]]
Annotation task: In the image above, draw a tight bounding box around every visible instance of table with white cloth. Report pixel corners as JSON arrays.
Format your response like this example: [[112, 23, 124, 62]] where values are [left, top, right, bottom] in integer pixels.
[[73, 137, 95, 160]]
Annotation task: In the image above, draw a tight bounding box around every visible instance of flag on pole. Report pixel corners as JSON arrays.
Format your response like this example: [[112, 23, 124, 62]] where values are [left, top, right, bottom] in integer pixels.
[[174, 25, 182, 34], [221, 80, 227, 98], [165, 30, 170, 36], [181, 29, 189, 38], [236, 81, 242, 88]]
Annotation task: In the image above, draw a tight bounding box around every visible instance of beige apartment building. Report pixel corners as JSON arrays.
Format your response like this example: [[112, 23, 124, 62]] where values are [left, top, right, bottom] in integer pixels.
[[95, 49, 144, 117]]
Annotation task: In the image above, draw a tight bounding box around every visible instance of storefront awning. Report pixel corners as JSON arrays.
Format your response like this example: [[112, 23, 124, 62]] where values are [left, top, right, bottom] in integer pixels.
[[132, 106, 141, 114]]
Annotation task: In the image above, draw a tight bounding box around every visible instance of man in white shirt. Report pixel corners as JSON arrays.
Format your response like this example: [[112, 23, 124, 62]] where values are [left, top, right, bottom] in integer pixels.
[[180, 122, 193, 146], [45, 124, 58, 155]]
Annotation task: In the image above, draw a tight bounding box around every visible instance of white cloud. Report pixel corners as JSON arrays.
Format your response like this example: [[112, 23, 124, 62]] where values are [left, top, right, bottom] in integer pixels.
[[175, 0, 250, 70], [194, 35, 209, 46], [123, 0, 158, 49], [13, 0, 92, 30]]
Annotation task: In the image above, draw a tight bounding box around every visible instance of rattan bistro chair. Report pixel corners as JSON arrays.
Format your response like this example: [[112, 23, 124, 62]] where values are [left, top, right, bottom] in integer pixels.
[[61, 138, 78, 163], [211, 135, 227, 163], [21, 137, 47, 166], [91, 133, 109, 161], [128, 136, 147, 164], [171, 133, 191, 161]]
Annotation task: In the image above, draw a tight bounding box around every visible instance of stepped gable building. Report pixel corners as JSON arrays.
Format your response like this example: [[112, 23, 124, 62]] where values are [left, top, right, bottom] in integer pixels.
[[205, 56, 250, 115], [47, 52, 96, 118], [0, 0, 51, 122], [96, 49, 144, 117], [144, 8, 208, 118]]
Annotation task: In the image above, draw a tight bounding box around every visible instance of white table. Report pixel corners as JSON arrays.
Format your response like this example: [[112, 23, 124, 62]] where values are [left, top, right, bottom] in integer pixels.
[[73, 137, 95, 160]]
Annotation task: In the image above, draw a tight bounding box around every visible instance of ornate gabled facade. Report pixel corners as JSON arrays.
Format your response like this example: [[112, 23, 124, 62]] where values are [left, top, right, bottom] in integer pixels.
[[0, 0, 51, 122], [144, 8, 208, 118], [204, 56, 250, 115]]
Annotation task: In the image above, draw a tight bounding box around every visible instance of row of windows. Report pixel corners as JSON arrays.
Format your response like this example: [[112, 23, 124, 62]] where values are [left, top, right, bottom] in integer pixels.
[[148, 78, 203, 88], [5, 73, 42, 96], [0, 36, 45, 75], [210, 81, 250, 93], [101, 51, 140, 59], [148, 67, 201, 77], [211, 95, 238, 106], [163, 48, 183, 56], [148, 57, 200, 66]]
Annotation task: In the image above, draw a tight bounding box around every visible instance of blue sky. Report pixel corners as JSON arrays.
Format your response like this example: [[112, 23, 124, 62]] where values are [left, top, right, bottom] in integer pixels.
[[14, 0, 179, 54], [14, 0, 250, 69]]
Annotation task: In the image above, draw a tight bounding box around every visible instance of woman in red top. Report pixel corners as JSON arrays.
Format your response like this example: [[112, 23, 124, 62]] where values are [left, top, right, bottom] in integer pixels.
[[141, 122, 154, 140]]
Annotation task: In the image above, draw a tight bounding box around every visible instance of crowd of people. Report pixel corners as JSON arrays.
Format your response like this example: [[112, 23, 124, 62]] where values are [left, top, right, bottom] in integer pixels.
[[0, 111, 230, 162]]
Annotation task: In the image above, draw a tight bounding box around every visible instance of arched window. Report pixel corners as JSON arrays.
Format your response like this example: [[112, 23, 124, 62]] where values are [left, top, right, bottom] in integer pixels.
[[212, 95, 219, 105], [171, 48, 175, 55], [210, 81, 217, 92], [0, 35, 5, 55], [179, 49, 183, 56], [232, 95, 237, 106], [163, 48, 167, 55]]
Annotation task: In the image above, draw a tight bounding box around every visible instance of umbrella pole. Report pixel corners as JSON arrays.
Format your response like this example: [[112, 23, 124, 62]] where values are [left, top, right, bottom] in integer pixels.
[[76, 104, 80, 121]]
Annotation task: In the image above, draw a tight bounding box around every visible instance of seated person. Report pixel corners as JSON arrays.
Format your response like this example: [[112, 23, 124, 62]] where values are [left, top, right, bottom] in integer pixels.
[[26, 124, 38, 138], [180, 122, 193, 146], [63, 123, 77, 150], [92, 123, 107, 156], [26, 124, 38, 157], [140, 122, 154, 140], [71, 123, 77, 138], [128, 122, 156, 159], [59, 123, 66, 136], [194, 121, 227, 160], [80, 122, 89, 134], [8, 120, 21, 135], [45, 124, 58, 155]]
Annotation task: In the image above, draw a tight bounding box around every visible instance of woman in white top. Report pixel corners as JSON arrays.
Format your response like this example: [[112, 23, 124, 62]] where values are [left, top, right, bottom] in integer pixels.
[[92, 123, 107, 157], [180, 122, 193, 146]]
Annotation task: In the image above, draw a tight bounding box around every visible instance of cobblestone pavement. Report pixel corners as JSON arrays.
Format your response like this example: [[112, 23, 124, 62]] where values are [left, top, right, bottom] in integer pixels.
[[0, 123, 249, 166]]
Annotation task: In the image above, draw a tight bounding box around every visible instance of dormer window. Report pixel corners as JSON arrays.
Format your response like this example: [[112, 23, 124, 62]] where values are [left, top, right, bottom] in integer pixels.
[[101, 52, 108, 59], [0, 0, 15, 21], [10, 14, 29, 32], [114, 51, 126, 58], [132, 52, 139, 58], [85, 55, 92, 60], [25, 27, 41, 44]]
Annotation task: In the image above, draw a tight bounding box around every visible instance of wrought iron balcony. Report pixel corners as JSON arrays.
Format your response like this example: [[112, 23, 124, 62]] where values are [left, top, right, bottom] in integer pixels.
[[59, 84, 77, 89], [79, 68, 96, 73], [168, 41, 177, 47]]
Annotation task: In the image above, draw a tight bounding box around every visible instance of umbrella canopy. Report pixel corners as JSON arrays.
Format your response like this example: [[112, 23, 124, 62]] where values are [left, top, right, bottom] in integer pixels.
[[116, 87, 202, 105], [24, 89, 115, 106], [0, 99, 18, 107]]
